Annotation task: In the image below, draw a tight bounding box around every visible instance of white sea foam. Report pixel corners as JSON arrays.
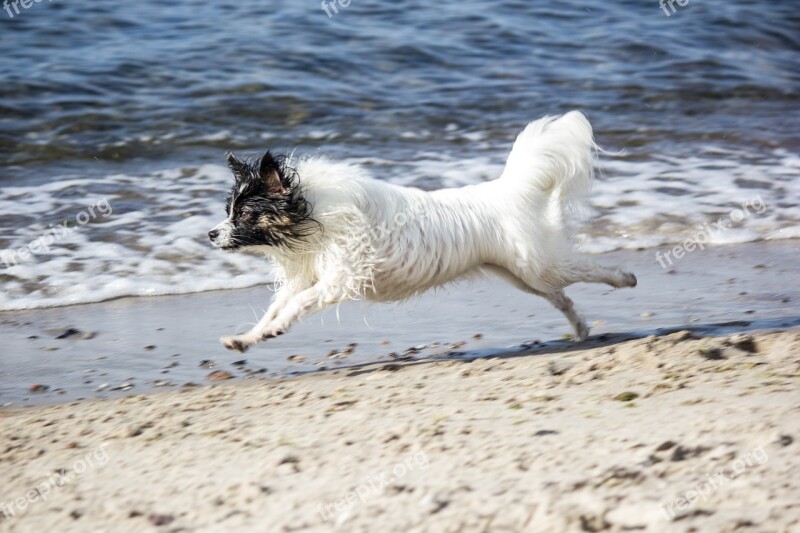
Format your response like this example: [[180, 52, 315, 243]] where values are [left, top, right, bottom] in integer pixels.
[[0, 147, 797, 311]]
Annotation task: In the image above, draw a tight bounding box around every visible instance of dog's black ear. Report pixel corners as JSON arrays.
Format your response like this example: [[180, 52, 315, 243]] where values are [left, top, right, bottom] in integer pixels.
[[226, 152, 248, 179], [259, 151, 288, 195]]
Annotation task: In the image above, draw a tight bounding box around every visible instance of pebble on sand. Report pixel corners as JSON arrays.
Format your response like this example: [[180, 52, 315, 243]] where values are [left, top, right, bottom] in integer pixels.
[[207, 370, 234, 381], [614, 392, 639, 402], [55, 328, 96, 340]]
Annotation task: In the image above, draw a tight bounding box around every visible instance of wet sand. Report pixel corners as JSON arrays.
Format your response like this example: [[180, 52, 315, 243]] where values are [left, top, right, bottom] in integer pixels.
[[1, 241, 798, 406]]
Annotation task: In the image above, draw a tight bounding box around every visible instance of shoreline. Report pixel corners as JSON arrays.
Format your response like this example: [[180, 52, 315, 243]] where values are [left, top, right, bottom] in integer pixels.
[[1, 240, 799, 407], [2, 235, 798, 315]]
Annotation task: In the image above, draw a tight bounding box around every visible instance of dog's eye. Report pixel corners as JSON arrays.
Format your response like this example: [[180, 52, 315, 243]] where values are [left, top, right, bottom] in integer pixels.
[[239, 209, 253, 221]]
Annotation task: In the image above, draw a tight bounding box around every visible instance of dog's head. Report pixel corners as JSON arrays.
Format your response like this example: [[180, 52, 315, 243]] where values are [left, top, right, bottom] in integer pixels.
[[208, 151, 317, 252]]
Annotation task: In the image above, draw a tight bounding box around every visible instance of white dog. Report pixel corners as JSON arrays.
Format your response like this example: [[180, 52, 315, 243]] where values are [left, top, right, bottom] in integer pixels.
[[209, 111, 636, 352]]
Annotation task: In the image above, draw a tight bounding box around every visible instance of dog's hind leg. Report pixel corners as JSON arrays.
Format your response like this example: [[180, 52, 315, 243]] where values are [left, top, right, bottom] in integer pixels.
[[541, 290, 589, 341], [563, 261, 637, 289], [485, 265, 589, 341]]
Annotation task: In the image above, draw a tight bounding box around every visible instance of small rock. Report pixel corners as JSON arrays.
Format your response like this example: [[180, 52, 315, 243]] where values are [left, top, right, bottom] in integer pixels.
[[670, 445, 709, 462], [287, 355, 305, 362], [55, 328, 96, 340], [29, 384, 50, 392], [698, 346, 724, 360], [95, 383, 109, 392], [641, 311, 654, 318], [729, 334, 757, 354], [232, 359, 247, 366], [144, 345, 156, 351], [777, 435, 794, 447], [472, 333, 483, 339], [198, 360, 214, 369], [207, 370, 234, 381], [613, 392, 639, 402], [655, 441, 677, 452], [148, 514, 174, 527]]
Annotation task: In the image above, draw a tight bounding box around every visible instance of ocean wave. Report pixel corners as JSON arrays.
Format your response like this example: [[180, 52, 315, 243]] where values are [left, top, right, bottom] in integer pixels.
[[0, 147, 798, 311]]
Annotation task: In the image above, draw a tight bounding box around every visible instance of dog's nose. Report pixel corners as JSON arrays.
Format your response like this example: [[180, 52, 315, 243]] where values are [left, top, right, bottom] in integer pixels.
[[208, 229, 219, 241]]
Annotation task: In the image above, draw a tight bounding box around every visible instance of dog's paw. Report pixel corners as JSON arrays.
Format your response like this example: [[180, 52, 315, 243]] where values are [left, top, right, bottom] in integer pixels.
[[574, 321, 590, 342], [220, 335, 251, 353], [622, 271, 638, 288]]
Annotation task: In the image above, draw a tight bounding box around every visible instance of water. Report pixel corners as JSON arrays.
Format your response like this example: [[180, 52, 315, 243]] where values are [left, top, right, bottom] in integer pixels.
[[0, 0, 798, 310]]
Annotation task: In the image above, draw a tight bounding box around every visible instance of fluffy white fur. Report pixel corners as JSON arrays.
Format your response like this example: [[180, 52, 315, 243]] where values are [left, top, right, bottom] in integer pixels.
[[219, 111, 636, 352]]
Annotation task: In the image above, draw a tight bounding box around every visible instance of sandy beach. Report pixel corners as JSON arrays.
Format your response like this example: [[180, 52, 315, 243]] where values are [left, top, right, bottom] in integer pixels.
[[3, 1, 799, 531], [1, 241, 799, 532], [1, 325, 799, 532]]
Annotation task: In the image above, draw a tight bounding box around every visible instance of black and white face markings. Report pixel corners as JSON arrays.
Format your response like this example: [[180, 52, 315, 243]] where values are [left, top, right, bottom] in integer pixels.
[[208, 151, 319, 251]]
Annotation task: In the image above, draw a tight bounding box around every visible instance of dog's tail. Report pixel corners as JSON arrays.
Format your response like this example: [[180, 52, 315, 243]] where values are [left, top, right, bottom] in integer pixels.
[[499, 110, 596, 227]]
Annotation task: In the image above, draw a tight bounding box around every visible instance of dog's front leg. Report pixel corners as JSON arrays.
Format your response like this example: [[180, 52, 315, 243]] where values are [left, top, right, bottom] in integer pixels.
[[221, 284, 333, 352], [219, 287, 297, 353]]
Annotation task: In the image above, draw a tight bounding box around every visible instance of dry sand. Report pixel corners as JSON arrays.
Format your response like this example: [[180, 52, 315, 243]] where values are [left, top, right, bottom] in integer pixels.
[[1, 326, 799, 532]]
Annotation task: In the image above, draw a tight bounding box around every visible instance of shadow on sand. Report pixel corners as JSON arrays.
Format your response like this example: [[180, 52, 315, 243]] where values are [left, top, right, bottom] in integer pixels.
[[334, 315, 800, 378]]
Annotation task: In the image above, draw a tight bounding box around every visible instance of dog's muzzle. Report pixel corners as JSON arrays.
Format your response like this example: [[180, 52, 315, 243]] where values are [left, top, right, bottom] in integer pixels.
[[208, 220, 236, 249]]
